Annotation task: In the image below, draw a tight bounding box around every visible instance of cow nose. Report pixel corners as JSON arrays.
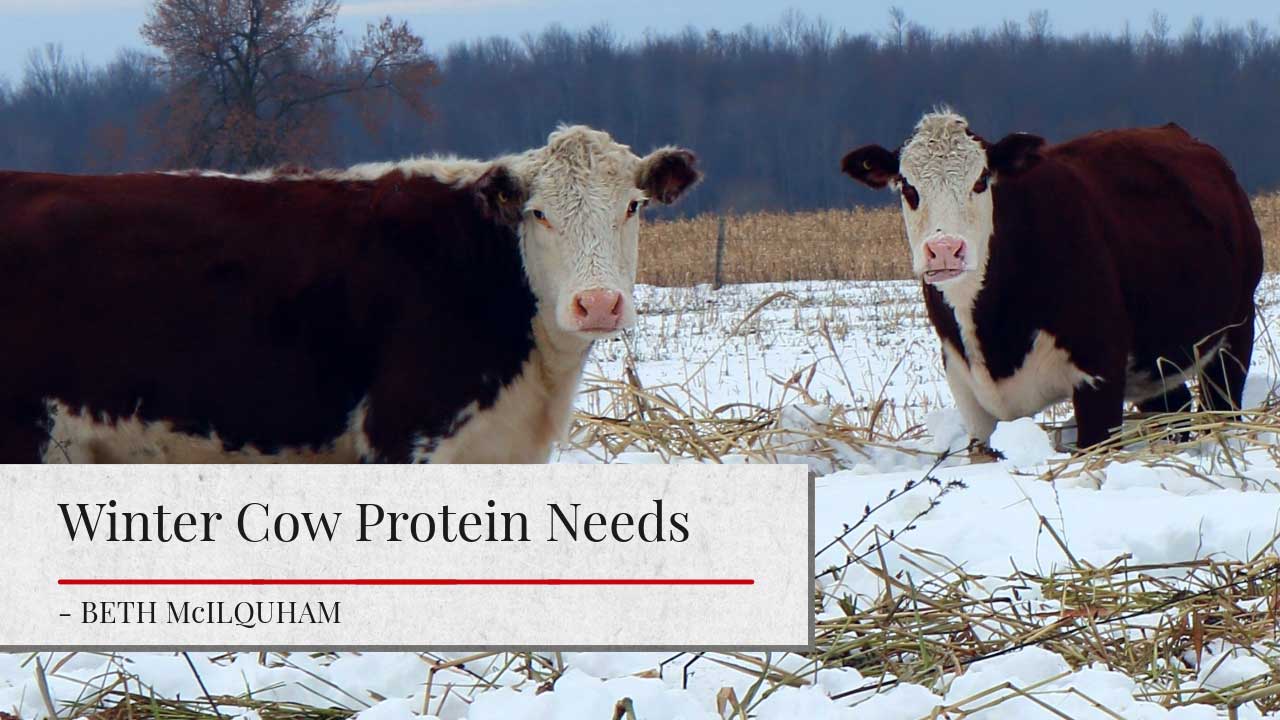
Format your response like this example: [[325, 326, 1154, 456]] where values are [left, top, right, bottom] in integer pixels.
[[922, 235, 968, 282], [924, 236, 966, 262], [572, 288, 623, 331]]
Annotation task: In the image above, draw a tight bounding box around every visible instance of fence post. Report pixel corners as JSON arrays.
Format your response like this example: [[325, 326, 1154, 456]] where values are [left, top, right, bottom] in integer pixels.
[[713, 215, 727, 290]]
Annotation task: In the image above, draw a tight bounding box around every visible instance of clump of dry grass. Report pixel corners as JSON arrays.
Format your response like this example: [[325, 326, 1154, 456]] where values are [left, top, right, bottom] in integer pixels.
[[813, 548, 1280, 717], [640, 191, 1280, 286], [1039, 404, 1280, 489], [72, 692, 353, 720], [568, 291, 934, 466], [569, 375, 929, 466]]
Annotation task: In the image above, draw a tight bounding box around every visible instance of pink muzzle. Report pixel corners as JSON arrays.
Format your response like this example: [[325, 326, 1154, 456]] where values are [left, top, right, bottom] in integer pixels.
[[922, 235, 967, 283], [571, 288, 624, 332]]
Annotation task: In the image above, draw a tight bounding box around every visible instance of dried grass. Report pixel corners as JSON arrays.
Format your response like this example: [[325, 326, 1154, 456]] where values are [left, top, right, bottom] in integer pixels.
[[814, 550, 1280, 717], [569, 376, 928, 466], [640, 191, 1280, 286], [1040, 405, 1280, 490], [640, 207, 909, 286], [567, 291, 932, 465]]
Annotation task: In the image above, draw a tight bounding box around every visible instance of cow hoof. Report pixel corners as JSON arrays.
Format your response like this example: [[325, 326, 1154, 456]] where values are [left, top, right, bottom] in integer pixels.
[[968, 441, 1004, 463]]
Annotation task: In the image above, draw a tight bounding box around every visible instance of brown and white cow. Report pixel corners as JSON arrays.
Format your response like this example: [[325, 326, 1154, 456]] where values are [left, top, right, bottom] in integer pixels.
[[842, 110, 1262, 449], [0, 125, 700, 463]]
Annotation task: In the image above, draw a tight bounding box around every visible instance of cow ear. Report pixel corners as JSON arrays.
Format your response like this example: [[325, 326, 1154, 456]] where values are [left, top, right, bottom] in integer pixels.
[[637, 148, 701, 205], [987, 133, 1045, 177], [473, 164, 528, 226], [841, 145, 899, 189]]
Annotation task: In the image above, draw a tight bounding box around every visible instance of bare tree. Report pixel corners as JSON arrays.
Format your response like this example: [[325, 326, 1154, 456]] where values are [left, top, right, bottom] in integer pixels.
[[1184, 16, 1207, 47], [803, 16, 834, 55], [1145, 11, 1171, 54], [23, 44, 90, 101], [1246, 19, 1271, 59], [1027, 10, 1052, 44], [886, 7, 907, 50], [997, 18, 1024, 50], [778, 8, 807, 52], [142, 0, 435, 170]]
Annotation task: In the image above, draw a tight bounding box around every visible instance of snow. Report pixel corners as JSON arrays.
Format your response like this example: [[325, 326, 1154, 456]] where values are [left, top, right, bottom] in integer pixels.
[[357, 700, 425, 720], [925, 408, 969, 454], [1199, 652, 1274, 689], [467, 669, 717, 719], [4, 276, 1280, 719], [989, 417, 1057, 467]]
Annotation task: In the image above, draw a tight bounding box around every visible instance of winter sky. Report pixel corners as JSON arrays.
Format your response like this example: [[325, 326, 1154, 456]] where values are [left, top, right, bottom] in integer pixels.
[[1, 0, 1278, 81]]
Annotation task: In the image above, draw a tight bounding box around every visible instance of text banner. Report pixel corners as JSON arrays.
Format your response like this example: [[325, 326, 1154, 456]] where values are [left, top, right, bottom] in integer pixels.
[[0, 464, 811, 649]]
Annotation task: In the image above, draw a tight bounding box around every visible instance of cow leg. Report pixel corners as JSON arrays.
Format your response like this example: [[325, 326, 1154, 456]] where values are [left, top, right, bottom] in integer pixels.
[[1136, 382, 1193, 414], [0, 400, 51, 462], [355, 396, 414, 463], [1135, 383, 1194, 443], [1072, 375, 1125, 450], [944, 352, 996, 446], [1199, 307, 1255, 413]]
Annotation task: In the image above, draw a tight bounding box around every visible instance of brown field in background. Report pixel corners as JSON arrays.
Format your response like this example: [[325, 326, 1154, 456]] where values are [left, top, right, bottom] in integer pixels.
[[639, 191, 1280, 287]]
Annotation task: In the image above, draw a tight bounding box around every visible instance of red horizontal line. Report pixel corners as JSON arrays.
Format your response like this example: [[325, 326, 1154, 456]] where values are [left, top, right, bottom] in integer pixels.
[[58, 578, 755, 586]]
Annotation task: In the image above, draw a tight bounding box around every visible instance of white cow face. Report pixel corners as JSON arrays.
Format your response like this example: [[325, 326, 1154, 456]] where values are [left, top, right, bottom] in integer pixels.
[[494, 126, 700, 342], [842, 110, 1045, 301]]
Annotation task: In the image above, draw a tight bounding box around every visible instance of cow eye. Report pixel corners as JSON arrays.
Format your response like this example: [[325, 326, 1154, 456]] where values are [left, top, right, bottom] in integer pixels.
[[531, 209, 545, 220], [973, 170, 991, 194], [899, 179, 920, 210], [626, 199, 646, 218]]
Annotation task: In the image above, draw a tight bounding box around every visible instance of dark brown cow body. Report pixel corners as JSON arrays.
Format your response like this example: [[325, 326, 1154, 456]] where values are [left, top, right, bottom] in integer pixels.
[[0, 126, 701, 463], [0, 168, 531, 462], [844, 113, 1262, 448]]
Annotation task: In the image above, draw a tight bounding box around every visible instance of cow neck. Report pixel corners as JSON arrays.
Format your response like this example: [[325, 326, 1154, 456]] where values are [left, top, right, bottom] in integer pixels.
[[525, 311, 594, 438], [937, 223, 1036, 379], [935, 260, 990, 367]]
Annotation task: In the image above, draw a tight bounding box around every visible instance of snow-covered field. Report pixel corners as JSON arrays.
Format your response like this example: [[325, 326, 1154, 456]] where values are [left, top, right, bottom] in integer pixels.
[[5, 277, 1280, 719]]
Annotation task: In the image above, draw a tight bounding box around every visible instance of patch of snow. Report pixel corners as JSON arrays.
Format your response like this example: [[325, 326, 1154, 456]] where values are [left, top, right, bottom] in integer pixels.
[[990, 417, 1056, 467], [926, 408, 969, 454]]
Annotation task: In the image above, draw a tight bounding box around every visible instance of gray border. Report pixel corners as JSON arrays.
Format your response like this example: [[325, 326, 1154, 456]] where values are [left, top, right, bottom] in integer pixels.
[[2, 474, 816, 653]]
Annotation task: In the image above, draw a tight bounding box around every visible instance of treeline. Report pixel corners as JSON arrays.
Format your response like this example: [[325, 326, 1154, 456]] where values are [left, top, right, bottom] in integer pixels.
[[0, 46, 165, 173], [4, 10, 1280, 214]]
